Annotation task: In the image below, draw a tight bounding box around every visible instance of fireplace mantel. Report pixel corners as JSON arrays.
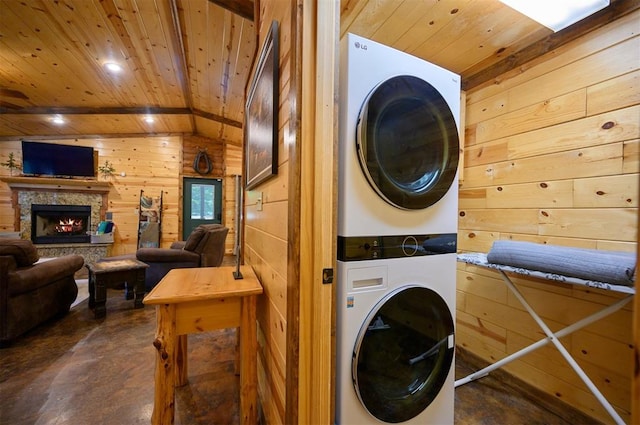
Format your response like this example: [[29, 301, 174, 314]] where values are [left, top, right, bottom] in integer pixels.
[[0, 176, 110, 193]]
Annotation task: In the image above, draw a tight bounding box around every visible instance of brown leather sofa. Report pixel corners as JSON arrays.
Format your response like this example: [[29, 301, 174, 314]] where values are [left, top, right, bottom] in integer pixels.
[[135, 224, 229, 290], [0, 239, 84, 344]]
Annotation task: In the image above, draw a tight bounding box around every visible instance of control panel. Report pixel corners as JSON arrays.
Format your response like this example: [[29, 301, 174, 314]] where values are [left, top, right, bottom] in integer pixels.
[[337, 233, 457, 261]]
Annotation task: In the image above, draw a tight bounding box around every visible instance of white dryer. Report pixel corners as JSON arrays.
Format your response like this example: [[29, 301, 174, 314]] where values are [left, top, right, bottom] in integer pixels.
[[336, 34, 460, 424], [338, 33, 460, 237]]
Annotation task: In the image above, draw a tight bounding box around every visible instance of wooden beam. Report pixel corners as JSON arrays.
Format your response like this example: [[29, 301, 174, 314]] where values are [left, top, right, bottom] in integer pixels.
[[0, 106, 242, 128], [0, 106, 192, 115], [462, 0, 640, 91], [208, 0, 254, 21], [0, 132, 189, 142], [191, 108, 243, 128]]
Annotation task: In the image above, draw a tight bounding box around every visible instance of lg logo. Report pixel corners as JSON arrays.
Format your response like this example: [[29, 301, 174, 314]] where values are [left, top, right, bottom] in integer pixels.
[[354, 41, 368, 50]]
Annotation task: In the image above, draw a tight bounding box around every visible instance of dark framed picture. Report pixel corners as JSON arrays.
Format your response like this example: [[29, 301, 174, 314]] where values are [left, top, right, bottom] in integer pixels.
[[245, 20, 279, 190]]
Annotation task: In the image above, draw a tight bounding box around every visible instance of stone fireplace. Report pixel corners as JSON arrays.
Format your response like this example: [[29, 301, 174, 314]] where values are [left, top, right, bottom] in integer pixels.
[[1, 177, 112, 263], [17, 190, 104, 241]]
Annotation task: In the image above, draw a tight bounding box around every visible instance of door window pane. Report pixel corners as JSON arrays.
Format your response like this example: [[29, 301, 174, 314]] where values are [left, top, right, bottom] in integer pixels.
[[191, 184, 215, 219], [183, 178, 222, 239]]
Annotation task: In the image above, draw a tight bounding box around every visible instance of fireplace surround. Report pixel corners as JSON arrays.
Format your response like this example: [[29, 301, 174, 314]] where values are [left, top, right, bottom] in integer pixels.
[[0, 177, 113, 266], [0, 177, 109, 241]]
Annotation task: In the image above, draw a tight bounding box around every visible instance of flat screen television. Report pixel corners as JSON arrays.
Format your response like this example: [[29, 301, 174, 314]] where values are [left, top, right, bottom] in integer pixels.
[[21, 141, 96, 178]]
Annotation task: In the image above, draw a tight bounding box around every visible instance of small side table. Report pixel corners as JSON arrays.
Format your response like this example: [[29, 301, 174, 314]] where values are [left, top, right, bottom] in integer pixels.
[[85, 258, 149, 319], [143, 265, 263, 425]]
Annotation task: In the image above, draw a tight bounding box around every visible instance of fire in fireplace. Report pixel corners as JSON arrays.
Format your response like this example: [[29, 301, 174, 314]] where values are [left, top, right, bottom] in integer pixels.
[[31, 204, 91, 244]]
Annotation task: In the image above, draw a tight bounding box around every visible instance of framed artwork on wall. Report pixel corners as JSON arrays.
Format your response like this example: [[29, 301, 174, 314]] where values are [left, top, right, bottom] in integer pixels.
[[245, 20, 279, 190]]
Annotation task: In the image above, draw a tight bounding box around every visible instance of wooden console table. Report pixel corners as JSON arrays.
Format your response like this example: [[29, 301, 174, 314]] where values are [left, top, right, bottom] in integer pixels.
[[143, 266, 263, 425]]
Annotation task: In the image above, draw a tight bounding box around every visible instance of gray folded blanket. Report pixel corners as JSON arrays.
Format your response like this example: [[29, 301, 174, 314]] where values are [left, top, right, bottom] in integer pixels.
[[487, 241, 636, 287]]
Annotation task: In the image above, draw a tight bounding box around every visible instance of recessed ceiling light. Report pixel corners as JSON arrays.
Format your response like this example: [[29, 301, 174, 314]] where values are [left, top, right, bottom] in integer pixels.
[[500, 0, 609, 32], [143, 116, 155, 124], [104, 62, 123, 73], [51, 116, 65, 125]]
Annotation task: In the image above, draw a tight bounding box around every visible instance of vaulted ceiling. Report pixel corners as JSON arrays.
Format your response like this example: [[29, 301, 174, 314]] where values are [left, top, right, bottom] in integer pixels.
[[0, 0, 256, 141], [0, 0, 636, 141]]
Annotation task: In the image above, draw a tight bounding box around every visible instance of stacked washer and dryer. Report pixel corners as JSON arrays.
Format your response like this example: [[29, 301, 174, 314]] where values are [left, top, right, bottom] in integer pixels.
[[336, 34, 461, 424]]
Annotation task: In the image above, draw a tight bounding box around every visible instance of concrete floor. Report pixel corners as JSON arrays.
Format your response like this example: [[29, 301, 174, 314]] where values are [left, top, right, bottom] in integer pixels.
[[0, 287, 598, 425]]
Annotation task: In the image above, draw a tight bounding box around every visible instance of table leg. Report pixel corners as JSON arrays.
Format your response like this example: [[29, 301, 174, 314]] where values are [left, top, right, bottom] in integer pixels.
[[133, 269, 145, 309], [88, 272, 96, 310], [152, 304, 177, 425], [239, 295, 257, 425], [93, 275, 107, 319], [124, 282, 134, 300], [175, 334, 188, 387]]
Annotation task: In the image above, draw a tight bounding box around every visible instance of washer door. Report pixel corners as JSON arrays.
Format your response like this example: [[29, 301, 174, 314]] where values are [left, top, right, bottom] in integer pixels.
[[357, 75, 459, 210], [352, 285, 454, 423]]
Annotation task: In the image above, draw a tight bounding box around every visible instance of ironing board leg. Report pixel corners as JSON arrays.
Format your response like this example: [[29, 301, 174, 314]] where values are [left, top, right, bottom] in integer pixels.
[[455, 294, 632, 387], [455, 270, 631, 425]]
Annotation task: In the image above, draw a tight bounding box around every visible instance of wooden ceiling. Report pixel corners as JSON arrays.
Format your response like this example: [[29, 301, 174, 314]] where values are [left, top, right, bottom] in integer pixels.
[[0, 0, 256, 140], [0, 0, 636, 140]]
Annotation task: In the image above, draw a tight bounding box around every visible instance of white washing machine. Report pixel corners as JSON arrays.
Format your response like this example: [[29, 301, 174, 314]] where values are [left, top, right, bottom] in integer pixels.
[[336, 34, 460, 424], [336, 254, 456, 424]]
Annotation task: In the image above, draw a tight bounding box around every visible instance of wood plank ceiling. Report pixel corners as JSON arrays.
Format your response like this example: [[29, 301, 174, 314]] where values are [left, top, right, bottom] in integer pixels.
[[0, 0, 256, 140], [0, 0, 636, 140]]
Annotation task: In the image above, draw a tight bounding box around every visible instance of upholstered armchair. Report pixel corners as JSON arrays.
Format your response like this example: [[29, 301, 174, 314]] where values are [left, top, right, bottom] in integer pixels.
[[0, 238, 83, 344], [135, 224, 229, 290]]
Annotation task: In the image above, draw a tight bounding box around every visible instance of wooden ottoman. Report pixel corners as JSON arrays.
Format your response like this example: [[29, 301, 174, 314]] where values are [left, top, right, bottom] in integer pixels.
[[85, 259, 149, 319]]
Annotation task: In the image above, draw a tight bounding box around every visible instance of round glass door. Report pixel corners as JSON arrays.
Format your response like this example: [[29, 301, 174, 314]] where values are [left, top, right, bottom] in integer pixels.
[[357, 75, 459, 210], [353, 285, 454, 423]]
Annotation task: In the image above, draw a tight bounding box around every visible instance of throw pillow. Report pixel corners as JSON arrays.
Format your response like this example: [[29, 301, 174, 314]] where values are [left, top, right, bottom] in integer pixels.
[[183, 226, 206, 252]]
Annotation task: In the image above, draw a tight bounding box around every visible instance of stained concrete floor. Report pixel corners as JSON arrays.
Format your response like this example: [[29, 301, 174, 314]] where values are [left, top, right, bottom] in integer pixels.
[[0, 287, 596, 425]]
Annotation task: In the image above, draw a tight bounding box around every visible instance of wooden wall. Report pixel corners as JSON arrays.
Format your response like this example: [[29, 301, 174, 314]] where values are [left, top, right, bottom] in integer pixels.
[[182, 133, 237, 255], [0, 134, 238, 256], [243, 1, 292, 423], [0, 136, 182, 254], [183, 134, 224, 179], [458, 10, 639, 424], [0, 142, 20, 231]]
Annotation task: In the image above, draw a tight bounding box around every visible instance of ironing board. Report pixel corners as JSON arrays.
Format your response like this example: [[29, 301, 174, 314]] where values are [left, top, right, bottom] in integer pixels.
[[456, 252, 635, 425]]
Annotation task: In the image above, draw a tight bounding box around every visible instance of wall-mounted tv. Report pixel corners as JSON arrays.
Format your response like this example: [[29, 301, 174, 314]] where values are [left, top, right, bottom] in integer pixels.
[[21, 141, 96, 178]]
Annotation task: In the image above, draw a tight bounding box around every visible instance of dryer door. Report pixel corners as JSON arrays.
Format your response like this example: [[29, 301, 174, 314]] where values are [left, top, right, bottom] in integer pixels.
[[352, 285, 454, 423], [357, 75, 459, 210]]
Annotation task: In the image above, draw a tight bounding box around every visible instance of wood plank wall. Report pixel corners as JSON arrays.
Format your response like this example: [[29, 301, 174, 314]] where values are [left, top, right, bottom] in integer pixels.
[[458, 11, 639, 424], [183, 134, 224, 179], [0, 134, 238, 256], [0, 141, 20, 230], [182, 133, 237, 255], [0, 136, 182, 255], [243, 1, 293, 423]]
